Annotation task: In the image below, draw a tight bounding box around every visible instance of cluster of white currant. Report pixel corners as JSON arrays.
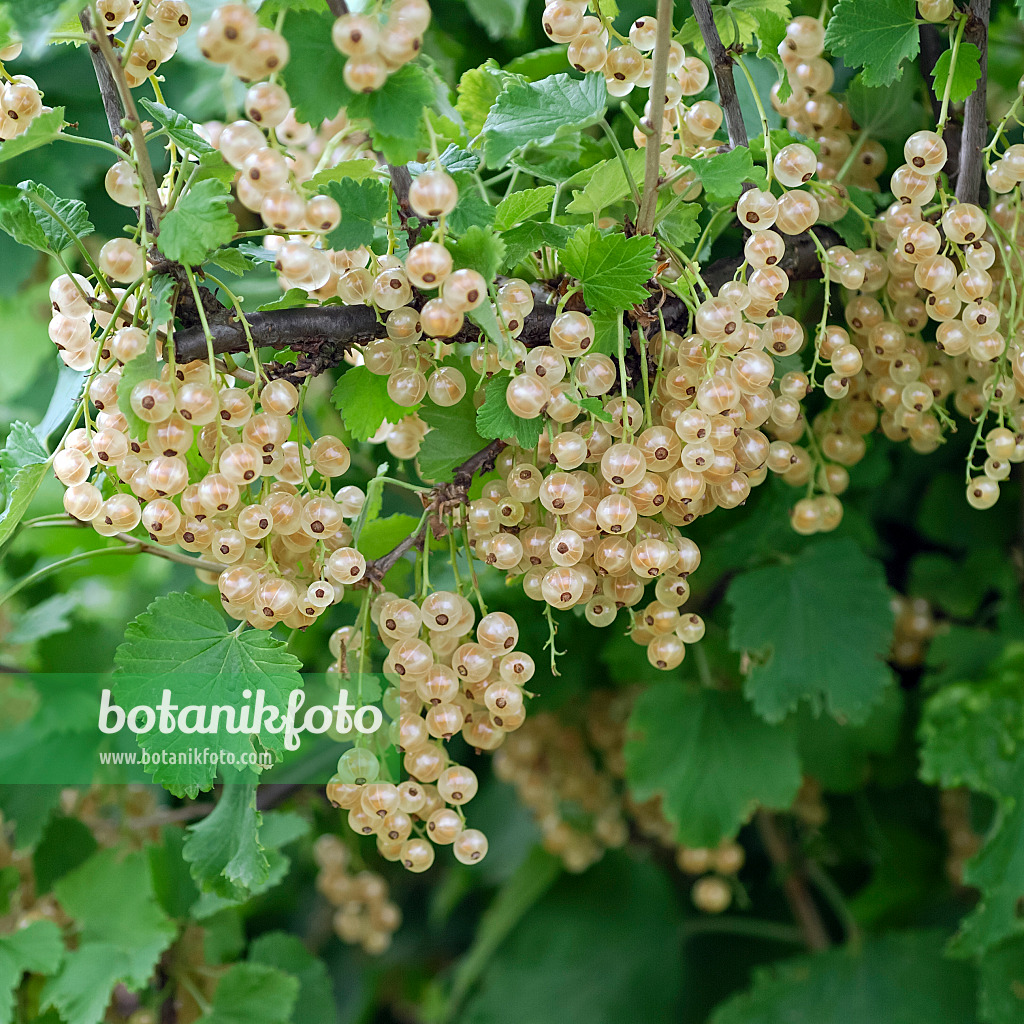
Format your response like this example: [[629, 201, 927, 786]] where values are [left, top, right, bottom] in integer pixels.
[[0, 39, 47, 142], [197, 2, 289, 81], [324, 600, 540, 871], [330, 0, 432, 95], [313, 835, 402, 955]]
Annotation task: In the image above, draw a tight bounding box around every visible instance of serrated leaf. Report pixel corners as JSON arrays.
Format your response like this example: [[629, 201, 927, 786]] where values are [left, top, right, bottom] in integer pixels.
[[447, 225, 505, 281], [727, 539, 895, 724], [709, 930, 977, 1024], [410, 145, 481, 176], [20, 180, 94, 254], [931, 40, 984, 105], [332, 365, 415, 442], [323, 177, 388, 251], [182, 780, 268, 901], [7, 592, 78, 647], [279, 11, 351, 125], [198, 963, 298, 1024], [494, 185, 556, 230], [561, 225, 655, 313], [139, 98, 218, 156], [112, 592, 303, 797], [0, 920, 64, 1024], [624, 684, 802, 847], [206, 247, 250, 277], [418, 395, 488, 483], [158, 179, 238, 267], [565, 151, 645, 215], [675, 147, 767, 205], [350, 65, 433, 160], [482, 73, 607, 168], [43, 850, 175, 1024], [306, 158, 377, 193], [248, 933, 336, 1024], [0, 107, 65, 165], [979, 936, 1024, 1024], [476, 373, 543, 449], [448, 171, 497, 234], [678, 0, 791, 50], [0, 422, 49, 552], [457, 62, 512, 139], [823, 0, 920, 87], [499, 220, 570, 272], [657, 202, 701, 249], [576, 395, 612, 422]]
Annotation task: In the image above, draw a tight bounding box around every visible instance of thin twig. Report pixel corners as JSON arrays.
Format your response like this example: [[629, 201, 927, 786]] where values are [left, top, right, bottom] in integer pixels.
[[636, 0, 674, 234], [956, 0, 991, 204], [692, 0, 747, 150], [326, 0, 349, 15], [755, 810, 831, 952], [362, 440, 507, 585]]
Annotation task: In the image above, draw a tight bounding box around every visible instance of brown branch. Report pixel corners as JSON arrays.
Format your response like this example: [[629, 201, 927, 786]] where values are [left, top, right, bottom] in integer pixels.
[[326, 0, 349, 15], [956, 0, 991, 205], [755, 810, 831, 952], [362, 439, 507, 585], [692, 0, 747, 151], [82, 4, 164, 222], [637, 0, 674, 234], [79, 10, 129, 148]]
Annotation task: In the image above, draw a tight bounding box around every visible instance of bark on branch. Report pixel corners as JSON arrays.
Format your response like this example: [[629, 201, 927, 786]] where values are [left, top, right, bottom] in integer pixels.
[[956, 0, 991, 205], [692, 0, 748, 151]]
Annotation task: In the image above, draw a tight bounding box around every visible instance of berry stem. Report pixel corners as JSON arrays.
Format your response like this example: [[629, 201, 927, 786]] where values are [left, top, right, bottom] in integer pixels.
[[754, 810, 831, 952], [636, 0, 673, 235], [599, 118, 642, 209], [937, 13, 968, 132]]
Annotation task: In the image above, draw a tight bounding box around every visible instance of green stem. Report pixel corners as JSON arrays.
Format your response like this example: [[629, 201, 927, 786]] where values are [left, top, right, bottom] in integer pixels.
[[938, 14, 968, 131], [680, 916, 806, 945], [184, 265, 218, 383], [836, 128, 868, 183], [55, 133, 126, 159], [735, 56, 773, 185], [599, 119, 641, 208]]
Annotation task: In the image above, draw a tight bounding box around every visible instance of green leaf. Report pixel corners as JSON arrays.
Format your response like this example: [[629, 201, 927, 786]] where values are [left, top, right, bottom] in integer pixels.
[[675, 147, 767, 205], [43, 850, 175, 1024], [576, 395, 612, 422], [447, 225, 505, 281], [0, 184, 47, 251], [332, 366, 416, 442], [457, 62, 512, 138], [0, 422, 49, 552], [418, 395, 488, 483], [709, 930, 977, 1024], [116, 329, 160, 441], [844, 72, 923, 140], [7, 593, 78, 647], [349, 65, 433, 162], [476, 373, 544, 449], [931, 41, 984, 104], [248, 933, 336, 1024], [323, 177, 388, 251], [624, 684, 802, 847], [727, 539, 895, 724], [0, 920, 64, 1024], [448, 171, 497, 235], [32, 815, 97, 894], [279, 11, 351, 126], [678, 0, 791, 50], [137, 100, 231, 183], [796, 685, 904, 793], [19, 180, 94, 254], [466, 0, 529, 39], [206, 247, 251, 277], [0, 107, 65, 165], [306, 158, 377, 193], [499, 221, 570, 272], [482, 72, 607, 168], [113, 592, 303, 797], [823, 0, 920, 87], [444, 847, 561, 1016], [494, 185, 556, 230], [198, 963, 298, 1024], [158, 179, 238, 266], [565, 151, 645, 215], [456, 853, 681, 1024], [657, 203, 702, 249], [561, 225, 655, 313], [182, 781, 268, 901], [979, 936, 1024, 1024]]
